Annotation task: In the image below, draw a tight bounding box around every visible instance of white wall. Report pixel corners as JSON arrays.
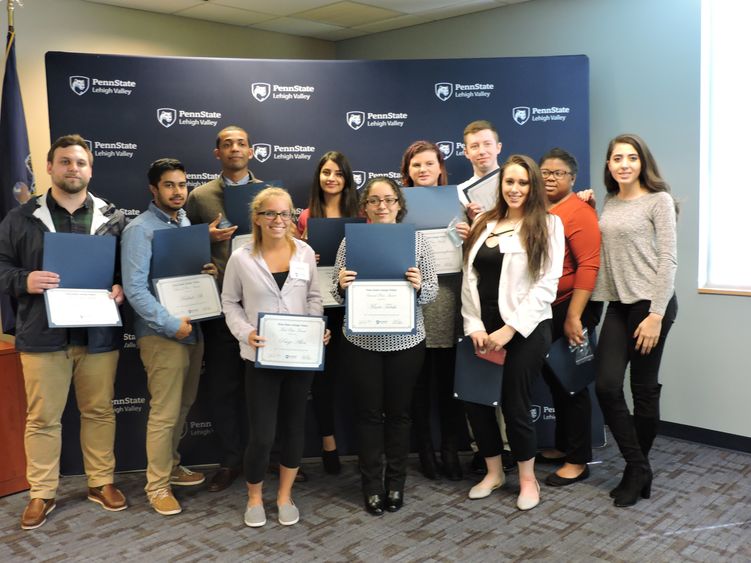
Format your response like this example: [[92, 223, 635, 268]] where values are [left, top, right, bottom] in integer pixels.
[[3, 0, 334, 187], [337, 0, 750, 438]]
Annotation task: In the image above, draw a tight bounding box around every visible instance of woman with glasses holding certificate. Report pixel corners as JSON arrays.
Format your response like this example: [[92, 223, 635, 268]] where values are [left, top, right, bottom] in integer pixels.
[[461, 155, 564, 511], [222, 187, 329, 528], [400, 140, 466, 481], [296, 151, 360, 476], [332, 177, 438, 516]]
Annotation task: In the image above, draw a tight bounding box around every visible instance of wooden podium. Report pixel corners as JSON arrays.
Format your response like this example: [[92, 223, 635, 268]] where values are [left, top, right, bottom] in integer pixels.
[[0, 341, 29, 496]]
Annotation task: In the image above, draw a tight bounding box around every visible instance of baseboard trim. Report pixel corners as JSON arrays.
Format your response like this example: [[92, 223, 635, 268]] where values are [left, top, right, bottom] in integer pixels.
[[659, 421, 751, 453]]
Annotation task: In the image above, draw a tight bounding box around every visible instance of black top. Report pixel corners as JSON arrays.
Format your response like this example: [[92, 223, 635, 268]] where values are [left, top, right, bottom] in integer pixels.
[[473, 240, 504, 332], [272, 271, 289, 291]]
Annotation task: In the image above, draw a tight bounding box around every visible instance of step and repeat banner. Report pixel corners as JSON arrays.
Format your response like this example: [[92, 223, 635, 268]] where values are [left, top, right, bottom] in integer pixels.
[[46, 51, 602, 473]]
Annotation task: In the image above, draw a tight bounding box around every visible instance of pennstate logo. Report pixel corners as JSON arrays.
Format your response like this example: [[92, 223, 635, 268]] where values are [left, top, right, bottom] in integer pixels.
[[530, 405, 542, 422], [252, 143, 271, 163], [346, 111, 365, 131], [434, 82, 453, 101], [512, 106, 531, 126], [69, 76, 90, 96], [180, 422, 188, 439], [352, 171, 366, 189], [251, 82, 271, 102], [436, 141, 454, 160], [157, 108, 177, 128], [83, 139, 93, 151]]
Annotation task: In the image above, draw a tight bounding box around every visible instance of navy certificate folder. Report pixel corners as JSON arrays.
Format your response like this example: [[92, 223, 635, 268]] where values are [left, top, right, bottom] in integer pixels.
[[453, 337, 503, 407], [307, 217, 366, 266], [545, 331, 598, 395], [345, 223, 415, 279], [223, 182, 268, 234], [42, 232, 115, 289], [401, 186, 463, 229], [151, 224, 210, 279]]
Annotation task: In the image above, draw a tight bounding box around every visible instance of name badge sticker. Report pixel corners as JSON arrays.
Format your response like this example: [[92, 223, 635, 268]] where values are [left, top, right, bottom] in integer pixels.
[[289, 261, 310, 281]]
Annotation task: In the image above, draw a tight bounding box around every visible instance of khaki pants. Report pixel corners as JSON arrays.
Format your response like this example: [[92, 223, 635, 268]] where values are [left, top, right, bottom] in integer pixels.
[[138, 335, 203, 493], [20, 347, 119, 499]]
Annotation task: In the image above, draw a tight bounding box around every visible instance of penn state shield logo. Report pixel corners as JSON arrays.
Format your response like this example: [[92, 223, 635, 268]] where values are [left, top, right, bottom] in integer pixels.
[[252, 143, 272, 163], [352, 171, 366, 189], [436, 141, 454, 159], [512, 106, 530, 126], [83, 139, 93, 152], [530, 405, 542, 422], [156, 108, 177, 128], [251, 82, 271, 102], [69, 76, 90, 96], [180, 422, 188, 440], [434, 82, 453, 101], [346, 111, 365, 131]]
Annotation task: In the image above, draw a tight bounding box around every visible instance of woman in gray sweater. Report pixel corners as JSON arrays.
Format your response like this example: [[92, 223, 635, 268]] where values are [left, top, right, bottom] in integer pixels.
[[593, 134, 678, 508]]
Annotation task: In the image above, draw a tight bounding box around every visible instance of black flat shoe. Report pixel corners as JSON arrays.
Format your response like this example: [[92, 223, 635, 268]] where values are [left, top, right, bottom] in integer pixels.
[[364, 493, 384, 516], [418, 447, 440, 480], [322, 449, 341, 475], [385, 491, 403, 512], [441, 450, 463, 481], [544, 465, 590, 487]]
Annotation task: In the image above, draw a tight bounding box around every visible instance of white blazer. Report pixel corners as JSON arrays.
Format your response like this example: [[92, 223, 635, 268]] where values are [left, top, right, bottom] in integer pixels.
[[461, 215, 564, 338]]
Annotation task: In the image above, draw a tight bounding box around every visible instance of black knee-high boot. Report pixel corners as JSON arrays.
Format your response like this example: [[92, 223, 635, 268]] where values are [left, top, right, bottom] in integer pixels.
[[596, 387, 651, 506], [632, 383, 662, 458]]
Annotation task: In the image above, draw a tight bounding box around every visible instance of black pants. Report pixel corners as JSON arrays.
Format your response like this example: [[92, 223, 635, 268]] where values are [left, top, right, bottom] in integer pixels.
[[204, 318, 247, 469], [540, 299, 602, 464], [311, 307, 344, 438], [595, 297, 677, 465], [412, 346, 464, 453], [243, 361, 313, 484], [346, 339, 425, 495], [465, 320, 552, 462]]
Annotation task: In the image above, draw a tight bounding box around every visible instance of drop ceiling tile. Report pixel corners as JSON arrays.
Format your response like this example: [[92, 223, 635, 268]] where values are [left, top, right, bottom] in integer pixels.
[[82, 0, 204, 13], [176, 3, 276, 25], [212, 0, 329, 17], [251, 17, 346, 36], [295, 1, 403, 27]]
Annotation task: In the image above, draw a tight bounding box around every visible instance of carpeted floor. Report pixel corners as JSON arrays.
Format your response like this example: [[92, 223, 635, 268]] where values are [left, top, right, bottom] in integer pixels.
[[1, 435, 750, 562]]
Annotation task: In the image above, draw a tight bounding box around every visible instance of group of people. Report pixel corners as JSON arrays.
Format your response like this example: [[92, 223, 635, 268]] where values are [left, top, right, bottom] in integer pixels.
[[0, 119, 677, 531]]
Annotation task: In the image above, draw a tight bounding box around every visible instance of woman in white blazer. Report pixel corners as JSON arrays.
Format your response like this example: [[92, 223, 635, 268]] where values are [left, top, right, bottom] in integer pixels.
[[461, 154, 564, 511]]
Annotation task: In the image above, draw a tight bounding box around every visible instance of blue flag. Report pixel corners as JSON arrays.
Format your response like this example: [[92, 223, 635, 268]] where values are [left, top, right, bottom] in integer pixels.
[[0, 31, 35, 333]]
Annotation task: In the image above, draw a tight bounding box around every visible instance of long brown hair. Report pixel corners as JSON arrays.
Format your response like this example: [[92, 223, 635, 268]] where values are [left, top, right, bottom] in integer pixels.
[[463, 154, 550, 281], [604, 133, 678, 214], [400, 140, 448, 187], [308, 151, 359, 219]]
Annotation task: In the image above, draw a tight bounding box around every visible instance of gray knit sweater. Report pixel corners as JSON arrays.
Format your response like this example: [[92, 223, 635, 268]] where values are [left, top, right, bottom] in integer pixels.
[[592, 191, 677, 315]]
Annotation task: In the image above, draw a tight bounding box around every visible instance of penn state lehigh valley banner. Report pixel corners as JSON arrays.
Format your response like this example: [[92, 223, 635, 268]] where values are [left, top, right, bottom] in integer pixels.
[[46, 52, 601, 473]]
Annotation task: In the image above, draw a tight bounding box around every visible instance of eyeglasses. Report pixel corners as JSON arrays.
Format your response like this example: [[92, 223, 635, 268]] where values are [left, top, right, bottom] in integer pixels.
[[365, 196, 399, 207], [540, 169, 572, 180], [257, 210, 292, 221]]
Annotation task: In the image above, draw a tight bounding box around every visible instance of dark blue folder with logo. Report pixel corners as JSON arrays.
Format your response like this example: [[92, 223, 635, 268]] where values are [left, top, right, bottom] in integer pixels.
[[223, 182, 269, 234], [545, 331, 598, 395], [42, 232, 115, 289], [453, 337, 503, 407], [307, 217, 366, 266], [151, 224, 210, 279], [345, 223, 415, 279], [401, 186, 463, 229]]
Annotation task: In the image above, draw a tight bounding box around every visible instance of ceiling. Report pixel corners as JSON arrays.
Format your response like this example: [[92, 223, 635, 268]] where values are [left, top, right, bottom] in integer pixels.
[[82, 0, 530, 41]]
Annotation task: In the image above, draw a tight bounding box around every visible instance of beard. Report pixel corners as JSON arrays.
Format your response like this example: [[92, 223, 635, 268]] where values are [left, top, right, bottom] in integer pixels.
[[54, 177, 88, 194]]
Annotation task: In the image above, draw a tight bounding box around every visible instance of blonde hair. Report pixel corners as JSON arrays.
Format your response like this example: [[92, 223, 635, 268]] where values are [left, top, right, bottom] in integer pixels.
[[250, 187, 296, 255]]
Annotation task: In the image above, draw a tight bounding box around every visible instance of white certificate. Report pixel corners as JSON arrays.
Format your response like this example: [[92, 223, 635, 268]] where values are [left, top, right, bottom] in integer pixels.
[[44, 288, 122, 328], [255, 313, 326, 370], [346, 280, 416, 334], [231, 233, 253, 253], [463, 172, 499, 213], [420, 228, 462, 275], [153, 274, 222, 321], [317, 265, 342, 308]]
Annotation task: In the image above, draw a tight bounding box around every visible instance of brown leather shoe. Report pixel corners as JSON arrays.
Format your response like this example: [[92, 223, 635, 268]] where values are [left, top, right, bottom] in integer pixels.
[[87, 484, 128, 511], [21, 498, 56, 530], [207, 467, 240, 492]]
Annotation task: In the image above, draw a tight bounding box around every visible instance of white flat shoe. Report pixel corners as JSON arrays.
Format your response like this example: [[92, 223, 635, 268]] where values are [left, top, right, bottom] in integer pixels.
[[468, 473, 505, 499], [516, 480, 541, 511]]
